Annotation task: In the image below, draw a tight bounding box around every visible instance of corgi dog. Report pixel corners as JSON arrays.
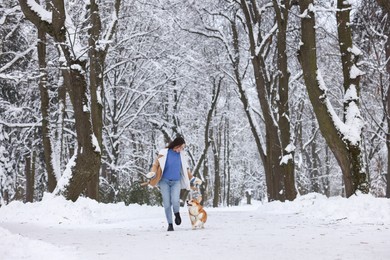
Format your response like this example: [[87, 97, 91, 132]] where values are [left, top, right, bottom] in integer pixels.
[[186, 197, 207, 229]]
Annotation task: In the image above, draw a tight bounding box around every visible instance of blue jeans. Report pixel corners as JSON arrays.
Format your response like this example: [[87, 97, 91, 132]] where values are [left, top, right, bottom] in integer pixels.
[[159, 178, 181, 224]]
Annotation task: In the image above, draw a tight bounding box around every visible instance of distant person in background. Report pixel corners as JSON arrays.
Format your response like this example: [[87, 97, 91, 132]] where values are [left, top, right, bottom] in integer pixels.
[[146, 136, 202, 231]]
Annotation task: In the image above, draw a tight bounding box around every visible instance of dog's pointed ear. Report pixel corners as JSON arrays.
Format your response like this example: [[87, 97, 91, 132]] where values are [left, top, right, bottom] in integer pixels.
[[197, 196, 202, 203]]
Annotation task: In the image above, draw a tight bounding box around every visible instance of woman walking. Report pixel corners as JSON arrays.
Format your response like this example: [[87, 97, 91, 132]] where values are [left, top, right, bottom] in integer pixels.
[[146, 136, 202, 231]]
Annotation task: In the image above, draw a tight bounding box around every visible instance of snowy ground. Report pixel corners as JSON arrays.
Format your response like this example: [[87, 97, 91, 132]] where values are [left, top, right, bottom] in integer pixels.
[[0, 193, 389, 260]]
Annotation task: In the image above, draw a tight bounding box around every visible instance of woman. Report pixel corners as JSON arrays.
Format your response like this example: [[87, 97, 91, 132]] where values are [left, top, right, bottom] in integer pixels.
[[146, 137, 202, 231]]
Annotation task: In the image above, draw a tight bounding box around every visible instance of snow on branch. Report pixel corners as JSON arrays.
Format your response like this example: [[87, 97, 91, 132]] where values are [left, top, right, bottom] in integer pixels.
[[0, 6, 21, 25], [0, 73, 24, 81], [256, 23, 277, 56], [120, 92, 159, 130], [91, 134, 101, 153], [101, 10, 119, 51], [0, 46, 35, 73], [280, 154, 293, 165], [182, 26, 224, 44], [53, 150, 77, 196], [316, 70, 363, 146], [298, 2, 352, 16], [298, 3, 314, 18], [0, 120, 40, 128], [343, 84, 364, 143], [63, 6, 88, 61], [177, 21, 234, 60], [303, 128, 320, 150], [280, 143, 296, 166], [26, 0, 52, 23], [348, 45, 363, 57], [350, 64, 364, 79]]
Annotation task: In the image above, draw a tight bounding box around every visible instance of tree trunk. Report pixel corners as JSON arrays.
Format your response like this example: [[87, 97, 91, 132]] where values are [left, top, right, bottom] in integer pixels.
[[226, 116, 231, 206], [200, 156, 209, 205], [386, 36, 390, 198], [387, 137, 390, 198], [376, 0, 390, 198], [61, 65, 101, 201], [223, 115, 229, 206], [273, 0, 297, 201], [211, 128, 221, 208], [240, 0, 285, 201], [310, 114, 319, 193], [25, 153, 34, 202], [336, 0, 368, 195], [86, 0, 105, 201], [246, 191, 252, 205], [19, 0, 120, 201], [56, 82, 66, 171], [295, 100, 305, 195], [229, 18, 269, 198], [37, 26, 57, 192], [298, 0, 368, 197], [324, 146, 331, 197]]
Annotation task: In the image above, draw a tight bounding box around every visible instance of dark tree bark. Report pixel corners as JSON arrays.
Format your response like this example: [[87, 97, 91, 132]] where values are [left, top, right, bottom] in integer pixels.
[[229, 17, 269, 198], [25, 153, 35, 202], [211, 126, 222, 208], [376, 0, 390, 198], [241, 0, 294, 201], [85, 0, 121, 200], [200, 155, 209, 205], [323, 146, 331, 197], [184, 3, 289, 201], [337, 0, 368, 195], [298, 0, 368, 197], [225, 115, 231, 206], [223, 115, 230, 206], [37, 25, 57, 192], [273, 0, 297, 201], [61, 61, 102, 201], [310, 116, 320, 193], [19, 0, 97, 201], [19, 0, 121, 201]]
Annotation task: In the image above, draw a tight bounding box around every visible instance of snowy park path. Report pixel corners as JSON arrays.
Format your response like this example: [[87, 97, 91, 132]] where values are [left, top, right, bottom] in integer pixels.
[[0, 194, 389, 259]]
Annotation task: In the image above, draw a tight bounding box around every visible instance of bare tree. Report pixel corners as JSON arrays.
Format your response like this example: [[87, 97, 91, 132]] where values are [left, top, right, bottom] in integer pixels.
[[19, 0, 121, 201], [298, 0, 368, 197], [36, 6, 57, 192], [375, 0, 390, 198]]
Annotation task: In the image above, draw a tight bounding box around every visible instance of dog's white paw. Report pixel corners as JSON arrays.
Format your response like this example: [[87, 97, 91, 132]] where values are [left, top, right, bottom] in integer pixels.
[[194, 177, 203, 185]]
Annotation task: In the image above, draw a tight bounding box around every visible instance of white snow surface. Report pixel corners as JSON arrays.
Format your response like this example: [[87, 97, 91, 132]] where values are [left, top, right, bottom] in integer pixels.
[[0, 193, 389, 260]]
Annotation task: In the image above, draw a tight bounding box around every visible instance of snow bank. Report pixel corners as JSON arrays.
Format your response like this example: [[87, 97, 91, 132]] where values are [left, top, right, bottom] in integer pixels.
[[1, 193, 388, 227], [261, 193, 390, 225], [0, 193, 159, 226], [0, 226, 77, 260]]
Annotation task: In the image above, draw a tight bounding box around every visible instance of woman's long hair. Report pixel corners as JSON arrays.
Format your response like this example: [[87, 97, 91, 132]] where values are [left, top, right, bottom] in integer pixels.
[[167, 136, 185, 149]]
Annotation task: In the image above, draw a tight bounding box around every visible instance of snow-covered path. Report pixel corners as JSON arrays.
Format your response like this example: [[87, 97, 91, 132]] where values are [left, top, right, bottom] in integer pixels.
[[0, 194, 389, 260]]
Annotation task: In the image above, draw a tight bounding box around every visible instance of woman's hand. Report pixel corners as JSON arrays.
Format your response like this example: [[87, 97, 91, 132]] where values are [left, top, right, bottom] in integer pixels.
[[145, 172, 156, 178]]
